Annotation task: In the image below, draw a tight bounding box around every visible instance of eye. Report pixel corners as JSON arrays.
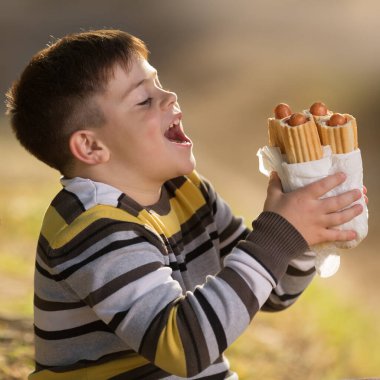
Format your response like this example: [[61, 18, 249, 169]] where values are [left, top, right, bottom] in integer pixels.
[[137, 97, 152, 106]]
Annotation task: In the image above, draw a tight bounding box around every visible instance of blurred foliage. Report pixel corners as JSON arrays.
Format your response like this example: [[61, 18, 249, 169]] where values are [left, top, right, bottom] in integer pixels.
[[227, 282, 380, 379], [0, 318, 34, 380]]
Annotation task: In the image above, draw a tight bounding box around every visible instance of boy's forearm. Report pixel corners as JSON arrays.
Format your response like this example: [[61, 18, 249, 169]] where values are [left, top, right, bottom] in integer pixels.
[[238, 211, 309, 281], [241, 211, 315, 312], [261, 255, 316, 312]]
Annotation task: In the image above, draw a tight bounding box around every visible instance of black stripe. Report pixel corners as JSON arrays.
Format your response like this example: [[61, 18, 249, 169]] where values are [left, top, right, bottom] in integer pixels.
[[238, 242, 277, 283], [37, 219, 132, 266], [58, 236, 147, 280], [200, 371, 230, 380], [219, 217, 246, 243], [163, 203, 215, 253], [35, 350, 135, 372], [220, 229, 249, 258], [107, 309, 129, 331], [197, 175, 215, 210], [185, 240, 214, 264], [34, 294, 86, 311], [179, 204, 214, 241], [275, 290, 303, 302], [177, 298, 210, 376], [35, 261, 59, 280], [84, 262, 162, 307], [194, 289, 227, 353], [51, 189, 85, 224], [286, 265, 315, 277], [37, 234, 50, 258], [261, 299, 288, 312], [139, 301, 176, 362], [108, 362, 169, 380], [166, 175, 188, 191], [36, 237, 144, 281], [117, 193, 143, 217], [34, 320, 112, 340], [46, 220, 147, 265], [168, 261, 187, 272], [218, 267, 259, 319]]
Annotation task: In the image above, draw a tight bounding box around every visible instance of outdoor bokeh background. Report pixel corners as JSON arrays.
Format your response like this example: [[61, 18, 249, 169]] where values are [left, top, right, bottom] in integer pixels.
[[1, 1, 380, 379]]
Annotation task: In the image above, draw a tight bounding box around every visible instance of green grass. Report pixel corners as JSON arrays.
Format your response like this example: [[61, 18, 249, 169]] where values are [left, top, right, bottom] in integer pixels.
[[227, 281, 380, 379]]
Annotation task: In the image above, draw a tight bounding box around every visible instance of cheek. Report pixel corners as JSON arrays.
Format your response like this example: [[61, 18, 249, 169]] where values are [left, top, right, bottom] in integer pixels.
[[142, 116, 163, 141]]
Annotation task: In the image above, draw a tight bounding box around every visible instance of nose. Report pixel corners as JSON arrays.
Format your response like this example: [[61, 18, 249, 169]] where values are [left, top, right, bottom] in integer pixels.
[[160, 89, 178, 110]]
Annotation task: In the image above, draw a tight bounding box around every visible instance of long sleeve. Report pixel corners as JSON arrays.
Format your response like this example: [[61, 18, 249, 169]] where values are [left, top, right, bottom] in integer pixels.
[[37, 209, 307, 378], [198, 174, 316, 313]]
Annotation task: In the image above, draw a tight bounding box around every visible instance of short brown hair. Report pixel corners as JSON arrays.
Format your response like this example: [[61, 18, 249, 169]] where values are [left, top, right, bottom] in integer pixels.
[[6, 29, 148, 174]]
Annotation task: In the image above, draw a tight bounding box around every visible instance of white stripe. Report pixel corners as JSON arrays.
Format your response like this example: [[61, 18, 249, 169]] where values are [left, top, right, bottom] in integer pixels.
[[220, 223, 247, 249], [34, 305, 98, 331], [92, 267, 173, 324], [54, 230, 145, 272], [224, 249, 276, 303]]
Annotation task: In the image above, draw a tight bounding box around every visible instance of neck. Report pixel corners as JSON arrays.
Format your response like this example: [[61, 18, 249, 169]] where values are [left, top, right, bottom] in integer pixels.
[[118, 182, 162, 206], [69, 165, 163, 206]]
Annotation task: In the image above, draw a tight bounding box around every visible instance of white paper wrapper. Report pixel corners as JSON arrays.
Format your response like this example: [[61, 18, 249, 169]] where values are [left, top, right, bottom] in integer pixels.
[[257, 145, 368, 278]]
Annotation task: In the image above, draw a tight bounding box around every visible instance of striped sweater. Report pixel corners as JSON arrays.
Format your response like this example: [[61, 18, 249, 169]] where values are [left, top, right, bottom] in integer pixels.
[[30, 171, 315, 379]]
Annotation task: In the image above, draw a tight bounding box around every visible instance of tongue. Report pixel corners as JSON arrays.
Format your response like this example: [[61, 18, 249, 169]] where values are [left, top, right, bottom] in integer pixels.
[[165, 125, 187, 143]]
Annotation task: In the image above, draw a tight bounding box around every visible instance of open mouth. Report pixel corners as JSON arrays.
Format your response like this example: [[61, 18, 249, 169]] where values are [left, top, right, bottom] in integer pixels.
[[164, 119, 192, 146]]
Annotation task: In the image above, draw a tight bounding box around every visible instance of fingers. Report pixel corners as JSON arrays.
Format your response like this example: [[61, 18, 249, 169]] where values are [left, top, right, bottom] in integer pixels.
[[323, 228, 357, 243], [302, 172, 347, 198], [324, 203, 363, 228], [320, 203, 362, 243], [321, 188, 362, 213], [263, 171, 285, 212]]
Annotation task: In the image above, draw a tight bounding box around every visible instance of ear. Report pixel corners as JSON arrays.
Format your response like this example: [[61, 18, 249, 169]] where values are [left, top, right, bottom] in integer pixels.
[[69, 130, 110, 165]]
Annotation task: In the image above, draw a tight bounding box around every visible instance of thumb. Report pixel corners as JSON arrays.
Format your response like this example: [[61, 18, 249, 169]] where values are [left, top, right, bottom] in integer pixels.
[[267, 171, 283, 195], [263, 171, 284, 212]]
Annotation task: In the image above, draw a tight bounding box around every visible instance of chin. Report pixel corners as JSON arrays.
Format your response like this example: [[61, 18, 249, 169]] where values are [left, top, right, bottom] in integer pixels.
[[183, 155, 196, 174], [173, 156, 196, 179]]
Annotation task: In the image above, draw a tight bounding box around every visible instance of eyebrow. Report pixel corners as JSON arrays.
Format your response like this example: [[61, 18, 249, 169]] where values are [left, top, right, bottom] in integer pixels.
[[122, 69, 158, 99]]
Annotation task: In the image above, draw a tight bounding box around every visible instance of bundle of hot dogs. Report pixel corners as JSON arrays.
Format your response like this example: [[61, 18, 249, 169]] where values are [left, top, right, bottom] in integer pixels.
[[258, 101, 368, 277], [268, 102, 358, 163]]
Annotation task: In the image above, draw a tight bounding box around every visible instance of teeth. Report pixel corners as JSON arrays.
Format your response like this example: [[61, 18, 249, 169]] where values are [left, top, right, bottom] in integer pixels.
[[169, 119, 180, 129]]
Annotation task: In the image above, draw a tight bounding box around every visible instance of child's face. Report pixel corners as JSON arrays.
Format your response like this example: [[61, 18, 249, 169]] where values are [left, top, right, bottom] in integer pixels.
[[95, 56, 195, 186]]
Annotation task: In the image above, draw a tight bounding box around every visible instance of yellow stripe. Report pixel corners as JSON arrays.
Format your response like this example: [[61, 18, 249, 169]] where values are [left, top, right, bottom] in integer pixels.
[[187, 171, 202, 187], [41, 207, 68, 246], [145, 179, 206, 239], [46, 205, 147, 249], [28, 353, 150, 380], [155, 306, 187, 377], [43, 173, 206, 248]]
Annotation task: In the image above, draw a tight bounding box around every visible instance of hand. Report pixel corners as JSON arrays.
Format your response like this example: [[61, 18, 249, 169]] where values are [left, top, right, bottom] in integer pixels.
[[263, 172, 363, 246]]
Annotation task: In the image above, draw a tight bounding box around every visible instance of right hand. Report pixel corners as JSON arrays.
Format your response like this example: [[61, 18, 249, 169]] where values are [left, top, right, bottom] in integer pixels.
[[263, 171, 363, 246]]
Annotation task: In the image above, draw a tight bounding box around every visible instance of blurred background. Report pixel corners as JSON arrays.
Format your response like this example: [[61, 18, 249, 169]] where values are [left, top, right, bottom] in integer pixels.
[[1, 0, 380, 379]]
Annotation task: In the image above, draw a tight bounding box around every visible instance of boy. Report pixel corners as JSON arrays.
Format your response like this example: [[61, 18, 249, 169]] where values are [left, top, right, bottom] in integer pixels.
[[6, 30, 363, 379]]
